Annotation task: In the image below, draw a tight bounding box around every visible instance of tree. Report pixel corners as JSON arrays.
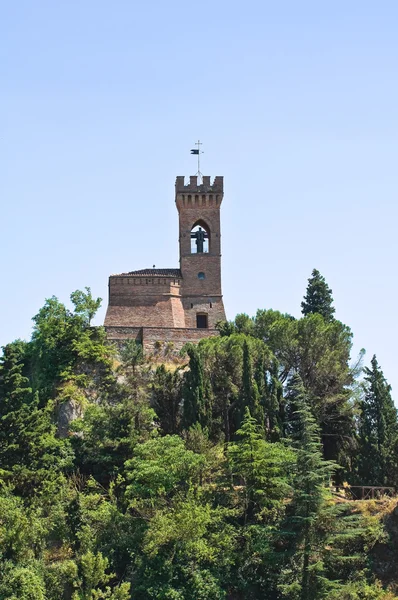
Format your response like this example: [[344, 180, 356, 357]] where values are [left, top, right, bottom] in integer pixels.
[[152, 364, 183, 434], [228, 407, 293, 524], [216, 313, 255, 337], [279, 377, 337, 600], [237, 341, 262, 430], [182, 344, 210, 431], [0, 564, 46, 600], [72, 551, 130, 600], [277, 378, 380, 600], [71, 390, 156, 485], [118, 339, 143, 377], [135, 495, 234, 600], [301, 269, 335, 321], [125, 435, 205, 511], [253, 309, 355, 467], [30, 296, 80, 396], [29, 293, 112, 401], [0, 393, 73, 493], [192, 334, 276, 442], [70, 287, 102, 326], [0, 342, 72, 493], [356, 356, 398, 486], [234, 313, 255, 336], [0, 341, 31, 414]]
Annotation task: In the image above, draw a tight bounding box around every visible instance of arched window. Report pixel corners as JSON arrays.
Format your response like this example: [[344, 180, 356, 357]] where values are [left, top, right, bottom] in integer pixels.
[[190, 222, 209, 254]]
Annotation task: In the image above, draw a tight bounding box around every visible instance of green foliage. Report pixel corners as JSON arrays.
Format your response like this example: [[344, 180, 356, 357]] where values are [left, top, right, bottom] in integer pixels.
[[29, 293, 113, 400], [125, 435, 205, 509], [278, 378, 338, 600], [327, 580, 398, 599], [182, 344, 210, 430], [118, 339, 143, 375], [301, 268, 335, 321], [0, 563, 46, 600], [71, 392, 156, 484], [238, 308, 355, 467], [134, 496, 234, 599], [0, 281, 397, 599], [192, 333, 277, 441], [72, 550, 130, 600], [239, 340, 262, 426], [151, 364, 182, 434], [0, 340, 73, 492], [356, 356, 398, 486], [0, 492, 47, 562], [228, 407, 294, 523], [70, 287, 102, 326], [276, 378, 382, 600]]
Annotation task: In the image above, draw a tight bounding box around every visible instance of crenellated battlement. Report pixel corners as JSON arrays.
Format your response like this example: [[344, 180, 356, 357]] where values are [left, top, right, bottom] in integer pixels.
[[175, 175, 224, 210], [175, 175, 223, 194]]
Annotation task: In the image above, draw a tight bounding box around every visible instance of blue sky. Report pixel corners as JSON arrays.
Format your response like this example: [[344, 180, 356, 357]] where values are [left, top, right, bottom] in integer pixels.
[[1, 1, 398, 394]]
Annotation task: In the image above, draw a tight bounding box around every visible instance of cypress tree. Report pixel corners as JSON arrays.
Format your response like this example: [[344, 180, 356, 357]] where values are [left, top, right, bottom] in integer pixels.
[[182, 345, 210, 430], [237, 340, 261, 429], [301, 269, 335, 321], [152, 365, 182, 434], [357, 355, 398, 486]]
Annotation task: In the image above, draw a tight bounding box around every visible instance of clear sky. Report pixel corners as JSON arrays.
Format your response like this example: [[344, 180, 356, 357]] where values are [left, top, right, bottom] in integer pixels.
[[1, 1, 398, 395]]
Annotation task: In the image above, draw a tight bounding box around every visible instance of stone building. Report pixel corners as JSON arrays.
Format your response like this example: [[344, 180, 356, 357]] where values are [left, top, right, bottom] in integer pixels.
[[104, 175, 226, 353]]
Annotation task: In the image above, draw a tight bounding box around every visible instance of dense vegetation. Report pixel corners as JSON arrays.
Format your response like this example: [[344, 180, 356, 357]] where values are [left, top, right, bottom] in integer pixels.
[[1, 274, 398, 599]]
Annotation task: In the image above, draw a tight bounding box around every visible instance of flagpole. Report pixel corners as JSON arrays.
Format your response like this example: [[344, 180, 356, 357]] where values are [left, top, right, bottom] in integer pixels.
[[196, 139, 202, 183], [198, 140, 200, 175], [190, 140, 203, 184]]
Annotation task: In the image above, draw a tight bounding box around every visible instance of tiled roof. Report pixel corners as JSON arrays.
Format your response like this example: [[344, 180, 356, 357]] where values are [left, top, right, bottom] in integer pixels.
[[112, 268, 182, 278]]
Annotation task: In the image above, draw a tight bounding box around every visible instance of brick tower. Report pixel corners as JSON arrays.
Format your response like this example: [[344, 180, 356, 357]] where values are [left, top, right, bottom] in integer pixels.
[[175, 175, 226, 329], [104, 175, 226, 353]]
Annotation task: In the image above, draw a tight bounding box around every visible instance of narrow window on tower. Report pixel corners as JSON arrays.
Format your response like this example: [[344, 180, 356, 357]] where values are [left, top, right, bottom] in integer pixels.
[[196, 313, 208, 329], [190, 223, 209, 253]]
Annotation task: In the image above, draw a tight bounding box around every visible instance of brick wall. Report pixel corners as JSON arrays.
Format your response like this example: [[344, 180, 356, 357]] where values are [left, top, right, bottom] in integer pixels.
[[142, 326, 219, 354], [104, 325, 219, 355], [104, 296, 185, 328], [105, 326, 142, 341], [108, 276, 181, 303], [104, 275, 186, 328], [182, 297, 226, 329]]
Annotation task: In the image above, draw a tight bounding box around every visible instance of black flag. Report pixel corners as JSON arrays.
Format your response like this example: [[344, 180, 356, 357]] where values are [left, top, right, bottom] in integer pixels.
[[190, 149, 199, 154]]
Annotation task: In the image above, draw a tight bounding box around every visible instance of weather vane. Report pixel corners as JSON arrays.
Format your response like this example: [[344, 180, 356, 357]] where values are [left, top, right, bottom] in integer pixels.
[[190, 140, 204, 183]]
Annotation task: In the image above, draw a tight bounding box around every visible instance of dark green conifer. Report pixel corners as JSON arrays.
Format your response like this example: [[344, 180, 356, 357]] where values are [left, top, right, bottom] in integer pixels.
[[279, 377, 336, 600], [229, 407, 293, 524], [0, 341, 31, 414], [357, 355, 398, 486], [0, 342, 72, 493], [152, 364, 182, 434], [232, 340, 263, 434], [182, 345, 210, 430], [301, 269, 335, 321]]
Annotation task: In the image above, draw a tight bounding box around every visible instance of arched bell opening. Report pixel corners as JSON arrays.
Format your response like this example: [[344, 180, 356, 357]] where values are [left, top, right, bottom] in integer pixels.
[[190, 220, 210, 254]]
